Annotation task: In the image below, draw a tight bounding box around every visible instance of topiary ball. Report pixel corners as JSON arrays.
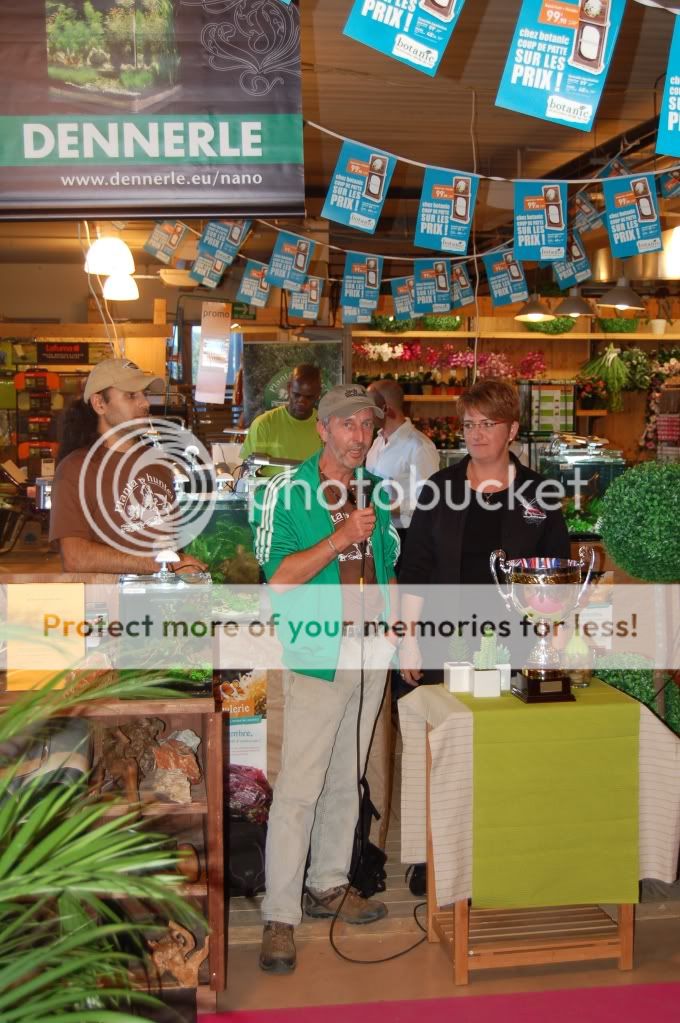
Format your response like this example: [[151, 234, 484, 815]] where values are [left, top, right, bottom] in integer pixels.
[[600, 462, 680, 581]]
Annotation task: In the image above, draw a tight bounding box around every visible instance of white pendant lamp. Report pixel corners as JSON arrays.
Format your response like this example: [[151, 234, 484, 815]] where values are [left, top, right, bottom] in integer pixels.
[[85, 236, 135, 276], [597, 277, 645, 311], [103, 273, 139, 301], [555, 288, 594, 318], [514, 294, 555, 323]]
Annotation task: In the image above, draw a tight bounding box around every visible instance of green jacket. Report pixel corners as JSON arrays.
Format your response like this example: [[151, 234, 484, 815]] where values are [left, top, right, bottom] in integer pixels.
[[249, 450, 400, 681]]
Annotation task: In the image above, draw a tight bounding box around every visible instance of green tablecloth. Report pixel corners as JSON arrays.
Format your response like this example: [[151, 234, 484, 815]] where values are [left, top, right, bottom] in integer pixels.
[[456, 679, 639, 908]]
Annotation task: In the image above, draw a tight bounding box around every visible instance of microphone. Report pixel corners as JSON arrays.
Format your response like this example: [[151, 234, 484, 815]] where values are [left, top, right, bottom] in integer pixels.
[[354, 466, 370, 511]]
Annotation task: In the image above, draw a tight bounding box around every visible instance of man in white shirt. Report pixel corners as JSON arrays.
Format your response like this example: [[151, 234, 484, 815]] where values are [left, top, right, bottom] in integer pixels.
[[366, 379, 440, 548]]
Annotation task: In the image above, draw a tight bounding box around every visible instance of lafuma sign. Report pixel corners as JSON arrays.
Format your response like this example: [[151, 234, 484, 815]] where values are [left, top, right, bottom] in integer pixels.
[[0, 0, 304, 218]]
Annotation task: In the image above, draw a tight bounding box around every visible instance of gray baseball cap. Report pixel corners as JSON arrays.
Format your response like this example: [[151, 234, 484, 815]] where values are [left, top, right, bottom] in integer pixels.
[[317, 384, 385, 421]]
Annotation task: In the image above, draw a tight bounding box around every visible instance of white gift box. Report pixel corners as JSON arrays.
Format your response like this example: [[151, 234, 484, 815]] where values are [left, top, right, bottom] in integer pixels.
[[473, 668, 501, 698], [498, 663, 512, 692], [444, 661, 474, 693]]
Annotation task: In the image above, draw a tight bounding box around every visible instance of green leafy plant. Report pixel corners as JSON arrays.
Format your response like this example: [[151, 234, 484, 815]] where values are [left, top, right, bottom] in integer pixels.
[[620, 346, 652, 391], [473, 627, 498, 670], [594, 652, 656, 707], [370, 313, 414, 333], [579, 343, 630, 411], [524, 316, 576, 335], [599, 462, 680, 582], [447, 627, 470, 664], [419, 315, 462, 331], [596, 317, 639, 334]]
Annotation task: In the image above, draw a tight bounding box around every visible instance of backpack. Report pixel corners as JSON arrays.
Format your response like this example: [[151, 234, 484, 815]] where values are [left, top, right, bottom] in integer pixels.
[[349, 777, 387, 899], [227, 819, 267, 897]]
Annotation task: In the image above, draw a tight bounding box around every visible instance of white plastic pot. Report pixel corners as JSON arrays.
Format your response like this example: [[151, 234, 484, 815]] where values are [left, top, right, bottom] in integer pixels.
[[473, 668, 501, 698], [444, 661, 474, 694], [649, 319, 667, 336]]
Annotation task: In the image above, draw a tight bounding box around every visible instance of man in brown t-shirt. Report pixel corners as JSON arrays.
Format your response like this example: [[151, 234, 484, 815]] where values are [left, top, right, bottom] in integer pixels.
[[50, 358, 205, 575]]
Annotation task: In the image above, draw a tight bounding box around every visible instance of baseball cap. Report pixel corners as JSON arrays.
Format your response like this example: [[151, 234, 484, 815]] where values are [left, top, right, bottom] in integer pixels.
[[317, 384, 384, 421], [84, 358, 165, 402]]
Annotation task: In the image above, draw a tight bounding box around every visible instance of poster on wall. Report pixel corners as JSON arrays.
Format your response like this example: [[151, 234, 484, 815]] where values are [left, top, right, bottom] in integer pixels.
[[321, 141, 396, 235], [415, 168, 479, 254], [495, 0, 626, 133], [513, 181, 567, 261], [657, 15, 680, 159], [343, 0, 469, 77], [242, 342, 343, 423], [602, 173, 663, 259], [482, 250, 529, 306], [0, 0, 304, 217]]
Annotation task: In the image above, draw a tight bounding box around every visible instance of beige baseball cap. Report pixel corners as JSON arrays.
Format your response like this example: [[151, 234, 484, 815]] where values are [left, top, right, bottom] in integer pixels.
[[317, 384, 384, 421], [84, 358, 165, 402]]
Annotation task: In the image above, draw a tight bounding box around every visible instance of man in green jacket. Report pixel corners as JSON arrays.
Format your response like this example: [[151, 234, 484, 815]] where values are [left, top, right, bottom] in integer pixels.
[[251, 384, 400, 974]]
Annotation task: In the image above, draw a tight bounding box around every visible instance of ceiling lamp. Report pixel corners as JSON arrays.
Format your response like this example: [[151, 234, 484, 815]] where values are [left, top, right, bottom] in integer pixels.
[[103, 273, 139, 301], [84, 236, 135, 275], [597, 277, 645, 311], [555, 288, 594, 318], [514, 295, 555, 323]]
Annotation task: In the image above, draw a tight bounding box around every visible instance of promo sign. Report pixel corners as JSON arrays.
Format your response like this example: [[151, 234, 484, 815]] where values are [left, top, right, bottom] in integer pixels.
[[236, 261, 272, 309], [265, 230, 315, 291], [144, 220, 187, 264], [321, 141, 396, 234], [413, 259, 453, 315], [552, 228, 592, 289], [602, 173, 663, 259], [196, 301, 230, 405], [659, 169, 680, 199], [415, 168, 479, 254], [496, 0, 626, 133], [341, 252, 384, 311], [342, 306, 373, 324], [482, 251, 529, 306], [36, 342, 89, 364], [657, 15, 680, 159], [0, 1, 303, 217], [391, 276, 416, 320], [343, 0, 469, 77], [189, 252, 226, 289], [450, 263, 475, 307], [194, 219, 252, 268], [288, 277, 323, 319], [573, 190, 604, 233], [514, 180, 568, 261]]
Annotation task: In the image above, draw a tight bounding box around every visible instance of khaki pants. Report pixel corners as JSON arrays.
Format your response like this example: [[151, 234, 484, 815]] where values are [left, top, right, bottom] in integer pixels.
[[261, 634, 394, 926]]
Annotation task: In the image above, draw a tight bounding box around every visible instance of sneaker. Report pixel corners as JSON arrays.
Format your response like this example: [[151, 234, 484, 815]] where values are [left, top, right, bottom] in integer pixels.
[[303, 884, 387, 924], [259, 922, 296, 973], [406, 863, 426, 897]]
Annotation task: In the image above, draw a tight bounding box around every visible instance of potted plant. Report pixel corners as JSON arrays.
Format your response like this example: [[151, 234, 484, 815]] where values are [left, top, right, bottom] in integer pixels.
[[472, 627, 501, 698], [496, 642, 512, 691], [421, 370, 434, 395], [648, 287, 674, 336], [444, 628, 473, 693], [576, 375, 609, 409]]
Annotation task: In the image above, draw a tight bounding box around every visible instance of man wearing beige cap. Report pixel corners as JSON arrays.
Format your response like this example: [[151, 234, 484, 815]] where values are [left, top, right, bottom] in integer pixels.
[[50, 358, 205, 575], [251, 384, 400, 974]]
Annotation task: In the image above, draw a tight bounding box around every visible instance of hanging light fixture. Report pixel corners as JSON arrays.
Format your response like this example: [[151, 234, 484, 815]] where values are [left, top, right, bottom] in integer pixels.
[[103, 273, 139, 301], [597, 277, 645, 311], [514, 294, 555, 323], [84, 236, 135, 275], [555, 287, 594, 318]]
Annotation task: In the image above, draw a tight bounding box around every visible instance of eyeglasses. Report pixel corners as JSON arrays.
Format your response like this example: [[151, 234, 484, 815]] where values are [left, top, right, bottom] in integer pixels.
[[462, 419, 504, 433]]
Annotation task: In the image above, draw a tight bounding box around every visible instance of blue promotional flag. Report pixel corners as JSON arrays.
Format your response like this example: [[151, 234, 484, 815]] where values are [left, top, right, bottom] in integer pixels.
[[482, 251, 529, 307], [659, 169, 680, 200], [343, 0, 468, 78], [602, 173, 663, 259], [195, 219, 251, 268], [236, 261, 272, 309], [343, 306, 373, 324], [552, 229, 592, 290], [413, 258, 452, 315], [189, 252, 226, 289], [414, 168, 479, 254], [573, 190, 604, 233], [265, 230, 315, 291], [450, 262, 475, 308], [514, 181, 567, 261], [144, 220, 187, 264], [341, 252, 384, 311], [391, 276, 415, 320], [601, 156, 631, 179], [496, 0, 626, 133], [657, 16, 680, 159], [288, 277, 323, 320], [321, 141, 396, 234]]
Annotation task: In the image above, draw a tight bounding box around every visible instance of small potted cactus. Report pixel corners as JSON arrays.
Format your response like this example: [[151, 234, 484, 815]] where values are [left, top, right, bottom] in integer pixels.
[[496, 642, 512, 692], [443, 628, 473, 693], [473, 627, 501, 698]]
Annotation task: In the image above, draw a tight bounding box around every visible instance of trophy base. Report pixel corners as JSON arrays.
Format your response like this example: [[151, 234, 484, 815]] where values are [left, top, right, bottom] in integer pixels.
[[512, 669, 575, 704]]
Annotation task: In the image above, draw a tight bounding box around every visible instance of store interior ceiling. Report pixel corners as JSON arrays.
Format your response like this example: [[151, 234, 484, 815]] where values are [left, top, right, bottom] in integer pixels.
[[0, 0, 678, 294]]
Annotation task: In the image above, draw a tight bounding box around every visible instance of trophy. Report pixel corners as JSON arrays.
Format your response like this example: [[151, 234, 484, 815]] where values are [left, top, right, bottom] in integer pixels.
[[490, 547, 595, 703]]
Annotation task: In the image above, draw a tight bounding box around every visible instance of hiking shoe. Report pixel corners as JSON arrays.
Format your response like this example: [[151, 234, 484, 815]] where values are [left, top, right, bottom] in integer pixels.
[[406, 863, 426, 897], [259, 922, 296, 973], [304, 885, 387, 924]]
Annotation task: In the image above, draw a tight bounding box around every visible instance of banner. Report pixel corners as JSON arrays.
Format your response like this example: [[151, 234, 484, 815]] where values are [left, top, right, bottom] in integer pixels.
[[321, 141, 396, 234], [342, 306, 373, 324], [496, 0, 626, 133], [514, 180, 568, 261], [341, 252, 384, 311], [573, 190, 604, 232], [602, 173, 663, 259], [343, 0, 469, 77], [189, 252, 226, 289], [144, 220, 187, 264], [194, 219, 252, 268], [657, 15, 680, 158], [450, 263, 475, 307], [265, 230, 315, 291], [236, 261, 272, 309], [552, 228, 592, 288], [0, 0, 303, 217], [195, 302, 230, 405], [413, 258, 453, 315], [288, 277, 323, 319], [483, 251, 529, 306], [415, 168, 479, 254], [659, 168, 680, 199], [391, 276, 416, 320]]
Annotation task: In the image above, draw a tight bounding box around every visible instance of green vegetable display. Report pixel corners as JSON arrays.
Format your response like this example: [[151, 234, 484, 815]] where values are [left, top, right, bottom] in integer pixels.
[[419, 314, 462, 331], [370, 313, 414, 333], [620, 346, 652, 391], [524, 316, 576, 335], [597, 317, 639, 333], [579, 343, 630, 411]]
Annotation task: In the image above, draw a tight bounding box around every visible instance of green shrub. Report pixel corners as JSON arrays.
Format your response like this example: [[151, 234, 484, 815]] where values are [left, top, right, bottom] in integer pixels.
[[597, 317, 639, 333], [420, 315, 462, 331], [600, 462, 680, 581], [524, 315, 576, 335], [120, 67, 155, 91]]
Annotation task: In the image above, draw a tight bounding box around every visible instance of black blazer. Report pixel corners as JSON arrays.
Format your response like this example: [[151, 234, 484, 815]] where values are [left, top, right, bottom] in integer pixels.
[[399, 453, 571, 589]]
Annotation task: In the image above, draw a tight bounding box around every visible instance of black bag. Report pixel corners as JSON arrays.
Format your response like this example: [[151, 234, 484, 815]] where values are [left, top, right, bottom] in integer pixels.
[[349, 778, 387, 899], [227, 819, 267, 897]]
